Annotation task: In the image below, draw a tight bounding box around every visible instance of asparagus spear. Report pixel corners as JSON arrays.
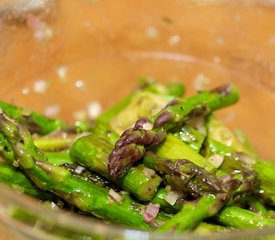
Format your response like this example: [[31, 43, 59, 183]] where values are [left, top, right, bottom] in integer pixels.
[[247, 197, 269, 215], [44, 151, 74, 165], [144, 151, 223, 198], [217, 206, 275, 229], [151, 188, 183, 213], [109, 83, 239, 179], [150, 134, 215, 172], [140, 137, 218, 212], [205, 117, 275, 205], [254, 161, 275, 205], [206, 117, 249, 154], [95, 80, 183, 144], [194, 222, 232, 234], [33, 137, 73, 151], [70, 132, 162, 201], [0, 101, 68, 135], [172, 124, 205, 153], [45, 151, 112, 188], [233, 129, 259, 159], [165, 81, 185, 98], [98, 79, 184, 131], [0, 162, 53, 199], [159, 193, 229, 232]]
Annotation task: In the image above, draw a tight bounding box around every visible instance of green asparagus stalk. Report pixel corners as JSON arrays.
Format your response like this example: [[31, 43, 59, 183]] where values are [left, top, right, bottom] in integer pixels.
[[172, 124, 205, 153], [217, 206, 275, 229], [165, 81, 185, 98], [0, 101, 68, 135], [144, 151, 223, 197], [90, 120, 120, 146], [44, 151, 74, 165], [95, 80, 183, 144], [206, 117, 249, 154], [150, 134, 215, 172], [0, 147, 113, 204], [202, 138, 246, 176], [0, 162, 53, 199], [0, 111, 169, 230], [33, 137, 73, 151], [159, 193, 228, 232], [98, 79, 183, 130], [151, 188, 183, 213], [108, 91, 170, 135], [247, 197, 269, 215], [144, 137, 216, 213], [121, 164, 162, 201], [45, 151, 112, 188], [70, 133, 162, 201], [95, 79, 208, 176], [109, 83, 239, 179], [194, 222, 232, 234], [205, 117, 275, 205], [136, 77, 185, 98], [254, 161, 275, 205], [233, 129, 259, 159]]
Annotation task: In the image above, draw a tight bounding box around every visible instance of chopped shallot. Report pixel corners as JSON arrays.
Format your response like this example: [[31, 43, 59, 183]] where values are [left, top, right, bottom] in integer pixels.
[[142, 168, 155, 178], [108, 189, 122, 203], [143, 203, 160, 223], [75, 166, 85, 175], [164, 191, 180, 206], [208, 154, 224, 168], [142, 122, 153, 131]]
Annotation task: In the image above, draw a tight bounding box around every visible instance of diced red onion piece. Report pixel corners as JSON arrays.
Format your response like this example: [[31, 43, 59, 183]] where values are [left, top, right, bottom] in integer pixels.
[[143, 203, 160, 223]]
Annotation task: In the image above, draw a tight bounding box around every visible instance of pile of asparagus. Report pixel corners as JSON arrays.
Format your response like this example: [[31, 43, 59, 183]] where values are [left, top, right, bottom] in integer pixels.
[[1, 80, 275, 234]]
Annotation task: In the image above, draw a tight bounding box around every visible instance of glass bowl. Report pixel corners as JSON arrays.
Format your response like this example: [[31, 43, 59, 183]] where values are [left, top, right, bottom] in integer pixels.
[[0, 0, 275, 239]]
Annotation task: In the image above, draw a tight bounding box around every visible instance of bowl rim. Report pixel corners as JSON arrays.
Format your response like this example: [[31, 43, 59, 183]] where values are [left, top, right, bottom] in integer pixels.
[[1, 183, 275, 240]]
